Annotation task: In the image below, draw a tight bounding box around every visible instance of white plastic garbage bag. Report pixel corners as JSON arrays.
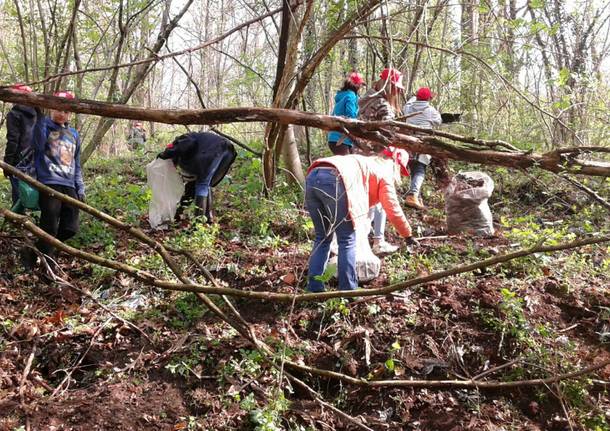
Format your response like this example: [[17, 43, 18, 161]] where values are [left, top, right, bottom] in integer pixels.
[[445, 171, 495, 236], [147, 158, 184, 229], [328, 216, 381, 282], [355, 218, 381, 281]]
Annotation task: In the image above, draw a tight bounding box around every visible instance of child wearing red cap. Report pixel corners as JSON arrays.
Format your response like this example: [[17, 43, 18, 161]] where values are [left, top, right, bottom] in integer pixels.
[[403, 87, 442, 210], [3, 84, 38, 206], [358, 68, 406, 253], [21, 90, 85, 268], [327, 72, 365, 155]]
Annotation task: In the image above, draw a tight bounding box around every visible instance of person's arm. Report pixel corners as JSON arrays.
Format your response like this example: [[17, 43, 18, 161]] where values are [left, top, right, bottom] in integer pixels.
[[378, 178, 412, 238], [73, 130, 85, 201], [3, 110, 20, 170]]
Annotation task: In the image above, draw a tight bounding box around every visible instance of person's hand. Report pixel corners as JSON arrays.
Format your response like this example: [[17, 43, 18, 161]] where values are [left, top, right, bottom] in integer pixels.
[[405, 236, 419, 247], [2, 168, 11, 178], [77, 191, 86, 203]]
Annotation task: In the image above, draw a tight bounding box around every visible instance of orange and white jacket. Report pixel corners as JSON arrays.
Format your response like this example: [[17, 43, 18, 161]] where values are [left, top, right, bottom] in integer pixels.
[[308, 155, 412, 237]]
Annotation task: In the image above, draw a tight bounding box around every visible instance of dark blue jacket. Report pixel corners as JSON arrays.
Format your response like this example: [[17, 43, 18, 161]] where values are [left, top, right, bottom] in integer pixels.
[[328, 90, 359, 146], [33, 117, 85, 195], [158, 132, 236, 188], [4, 105, 37, 167]]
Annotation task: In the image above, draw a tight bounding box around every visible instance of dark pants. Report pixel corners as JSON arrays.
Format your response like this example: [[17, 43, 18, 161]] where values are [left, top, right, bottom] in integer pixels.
[[9, 176, 19, 205], [37, 185, 79, 256], [328, 141, 353, 156], [177, 181, 213, 220]]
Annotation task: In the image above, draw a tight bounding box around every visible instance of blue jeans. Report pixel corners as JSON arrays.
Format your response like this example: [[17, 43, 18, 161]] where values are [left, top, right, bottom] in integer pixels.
[[194, 149, 234, 197], [305, 167, 357, 292], [408, 160, 427, 196], [371, 204, 386, 240]]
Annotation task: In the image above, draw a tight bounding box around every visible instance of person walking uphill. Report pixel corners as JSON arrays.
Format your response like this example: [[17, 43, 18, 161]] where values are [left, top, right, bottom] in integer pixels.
[[305, 154, 417, 293], [21, 90, 85, 268], [157, 132, 236, 223], [327, 72, 365, 155], [3, 84, 38, 206], [403, 87, 442, 210], [358, 67, 405, 254]]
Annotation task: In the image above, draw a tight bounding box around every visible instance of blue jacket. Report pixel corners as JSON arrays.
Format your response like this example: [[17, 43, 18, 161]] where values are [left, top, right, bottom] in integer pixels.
[[33, 117, 85, 195], [328, 90, 358, 146]]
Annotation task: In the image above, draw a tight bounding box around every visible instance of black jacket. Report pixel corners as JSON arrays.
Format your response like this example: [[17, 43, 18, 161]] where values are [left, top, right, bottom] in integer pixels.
[[158, 132, 236, 186], [4, 105, 38, 166]]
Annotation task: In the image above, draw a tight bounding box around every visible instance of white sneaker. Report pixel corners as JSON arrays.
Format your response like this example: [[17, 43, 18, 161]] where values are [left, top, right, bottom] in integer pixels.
[[372, 239, 399, 254]]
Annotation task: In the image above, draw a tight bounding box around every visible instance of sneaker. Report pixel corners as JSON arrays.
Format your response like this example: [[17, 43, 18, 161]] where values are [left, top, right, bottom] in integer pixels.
[[405, 194, 425, 210], [372, 239, 399, 254]]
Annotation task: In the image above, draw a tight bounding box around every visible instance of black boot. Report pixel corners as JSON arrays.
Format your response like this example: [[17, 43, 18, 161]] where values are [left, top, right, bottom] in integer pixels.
[[194, 195, 208, 222], [205, 192, 214, 224]]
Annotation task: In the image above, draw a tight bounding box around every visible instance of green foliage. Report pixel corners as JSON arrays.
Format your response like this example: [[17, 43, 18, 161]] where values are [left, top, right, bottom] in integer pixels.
[[222, 154, 309, 243], [241, 390, 291, 431], [170, 293, 207, 329]]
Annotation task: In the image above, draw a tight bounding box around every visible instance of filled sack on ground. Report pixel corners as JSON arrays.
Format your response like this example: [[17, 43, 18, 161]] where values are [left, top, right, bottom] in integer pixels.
[[445, 171, 494, 236]]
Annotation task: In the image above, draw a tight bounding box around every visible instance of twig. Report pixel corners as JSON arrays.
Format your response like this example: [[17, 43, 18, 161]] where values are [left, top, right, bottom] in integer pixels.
[[559, 174, 610, 211], [19, 341, 37, 431], [52, 318, 112, 398], [472, 358, 521, 381]]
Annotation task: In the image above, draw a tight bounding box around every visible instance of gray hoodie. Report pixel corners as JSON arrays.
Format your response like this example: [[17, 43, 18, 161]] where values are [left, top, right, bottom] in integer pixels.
[[403, 99, 441, 165]]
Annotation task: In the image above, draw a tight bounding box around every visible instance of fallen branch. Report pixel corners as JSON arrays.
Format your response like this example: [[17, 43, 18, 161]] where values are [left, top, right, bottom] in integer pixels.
[[0, 91, 608, 177], [3, 200, 608, 304], [559, 174, 610, 211], [287, 356, 610, 390]]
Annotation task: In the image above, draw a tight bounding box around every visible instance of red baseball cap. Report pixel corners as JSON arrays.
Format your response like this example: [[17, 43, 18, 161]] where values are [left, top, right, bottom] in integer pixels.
[[416, 87, 433, 101], [348, 72, 365, 86], [11, 84, 33, 93], [53, 90, 75, 99], [383, 146, 410, 177], [379, 68, 404, 89]]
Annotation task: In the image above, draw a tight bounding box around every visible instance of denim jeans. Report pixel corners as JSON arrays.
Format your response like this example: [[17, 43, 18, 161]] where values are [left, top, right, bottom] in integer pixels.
[[194, 149, 234, 197], [408, 160, 427, 196], [371, 204, 386, 240], [305, 167, 357, 292]]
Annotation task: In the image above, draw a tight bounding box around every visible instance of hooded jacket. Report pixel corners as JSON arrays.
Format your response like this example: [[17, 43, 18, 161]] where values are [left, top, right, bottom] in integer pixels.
[[158, 132, 236, 189], [308, 155, 412, 237], [33, 117, 85, 196], [403, 99, 441, 165], [4, 105, 37, 167], [328, 90, 359, 146], [358, 88, 396, 122]]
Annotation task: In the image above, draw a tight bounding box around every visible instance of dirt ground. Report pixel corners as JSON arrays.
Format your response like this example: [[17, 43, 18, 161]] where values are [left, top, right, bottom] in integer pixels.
[[1, 178, 609, 431]]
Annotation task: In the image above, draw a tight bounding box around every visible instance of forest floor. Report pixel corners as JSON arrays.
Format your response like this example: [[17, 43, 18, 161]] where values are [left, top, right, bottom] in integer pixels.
[[0, 152, 609, 431]]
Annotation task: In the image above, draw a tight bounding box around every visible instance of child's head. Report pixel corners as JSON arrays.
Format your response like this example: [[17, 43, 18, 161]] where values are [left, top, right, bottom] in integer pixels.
[[341, 72, 365, 93], [374, 68, 404, 112], [50, 91, 75, 125]]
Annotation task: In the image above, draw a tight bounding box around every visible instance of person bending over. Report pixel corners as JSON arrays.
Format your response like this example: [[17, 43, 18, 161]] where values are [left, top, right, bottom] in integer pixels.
[[157, 132, 236, 223], [304, 154, 417, 293]]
